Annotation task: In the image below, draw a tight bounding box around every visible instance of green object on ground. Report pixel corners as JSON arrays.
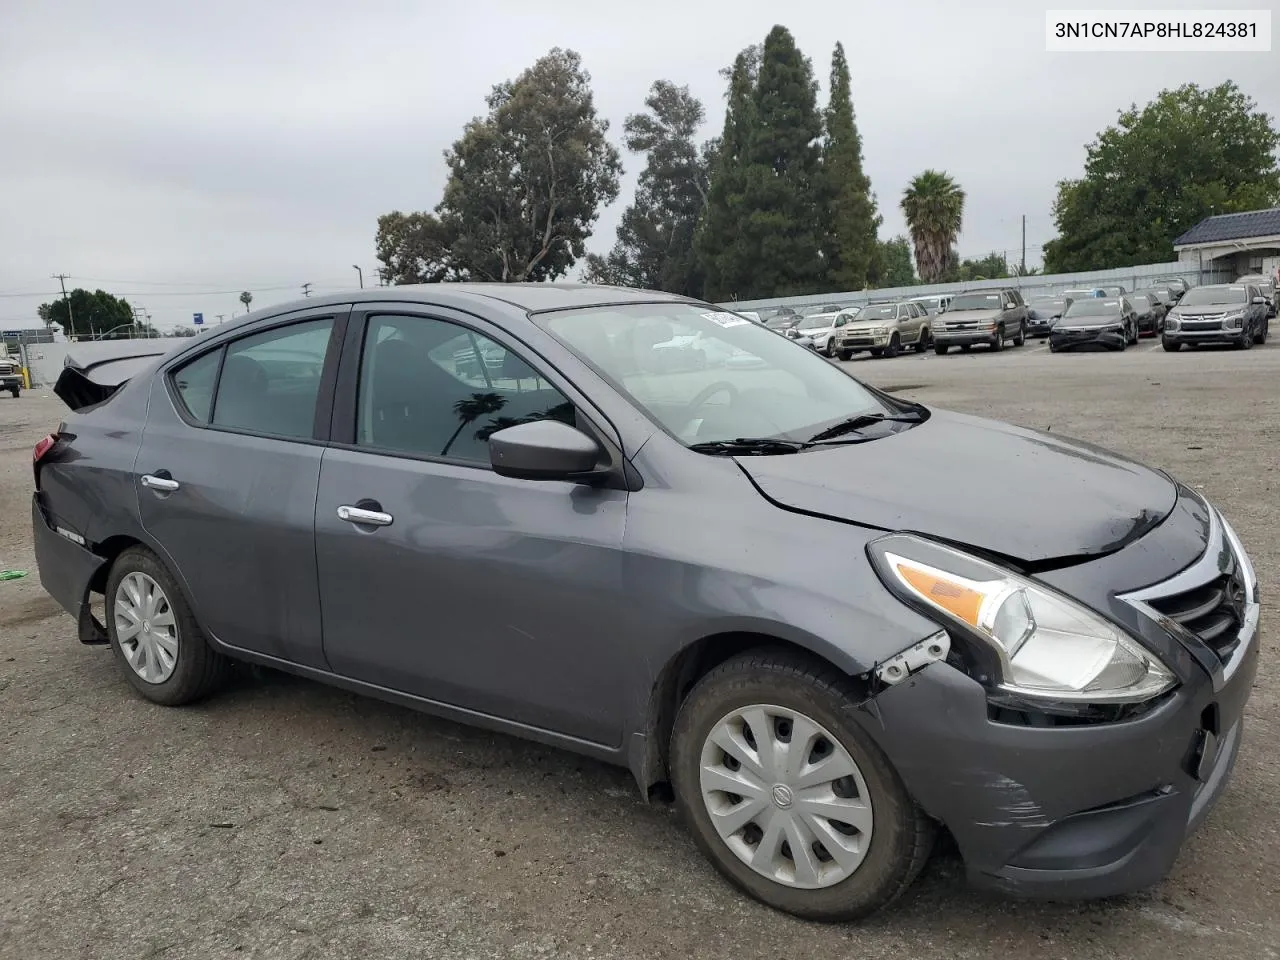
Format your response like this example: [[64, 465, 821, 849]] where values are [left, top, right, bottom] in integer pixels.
[[0, 570, 28, 581]]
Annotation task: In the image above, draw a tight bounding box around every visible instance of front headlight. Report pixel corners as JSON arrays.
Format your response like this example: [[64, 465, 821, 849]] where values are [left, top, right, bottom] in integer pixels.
[[1223, 312, 1244, 328], [1166, 317, 1180, 331], [871, 326, 887, 335], [868, 534, 1176, 703]]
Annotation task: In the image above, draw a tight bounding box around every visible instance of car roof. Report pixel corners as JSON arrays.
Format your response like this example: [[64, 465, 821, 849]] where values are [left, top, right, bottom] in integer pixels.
[[254, 282, 692, 317]]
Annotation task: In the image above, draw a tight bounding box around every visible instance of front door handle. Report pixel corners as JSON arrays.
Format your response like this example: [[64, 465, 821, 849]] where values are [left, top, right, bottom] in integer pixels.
[[337, 505, 393, 527], [141, 474, 180, 492]]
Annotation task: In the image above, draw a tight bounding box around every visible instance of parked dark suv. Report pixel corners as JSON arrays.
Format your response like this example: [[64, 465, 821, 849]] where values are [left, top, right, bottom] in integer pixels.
[[33, 284, 1259, 922]]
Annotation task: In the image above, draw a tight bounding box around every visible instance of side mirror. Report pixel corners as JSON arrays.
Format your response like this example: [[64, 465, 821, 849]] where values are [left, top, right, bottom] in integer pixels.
[[1253, 296, 1266, 305], [488, 420, 603, 483]]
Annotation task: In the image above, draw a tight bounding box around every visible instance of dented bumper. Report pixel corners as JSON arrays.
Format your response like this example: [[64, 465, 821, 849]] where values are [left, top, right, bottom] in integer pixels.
[[862, 634, 1257, 898]]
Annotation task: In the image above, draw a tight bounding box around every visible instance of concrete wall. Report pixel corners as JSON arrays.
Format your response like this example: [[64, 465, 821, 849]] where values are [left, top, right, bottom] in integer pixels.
[[23, 337, 194, 388]]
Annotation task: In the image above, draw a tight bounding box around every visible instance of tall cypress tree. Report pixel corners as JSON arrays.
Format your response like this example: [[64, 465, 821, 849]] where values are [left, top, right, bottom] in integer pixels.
[[696, 46, 759, 300], [698, 27, 826, 300], [822, 42, 881, 291]]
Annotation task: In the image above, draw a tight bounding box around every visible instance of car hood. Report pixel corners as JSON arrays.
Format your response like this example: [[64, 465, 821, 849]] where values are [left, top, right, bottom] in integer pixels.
[[1170, 305, 1241, 317], [843, 318, 894, 329], [736, 408, 1177, 565], [938, 308, 1000, 323]]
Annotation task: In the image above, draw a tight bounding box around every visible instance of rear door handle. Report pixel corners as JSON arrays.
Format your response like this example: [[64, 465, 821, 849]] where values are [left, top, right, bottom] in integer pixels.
[[337, 505, 393, 527], [141, 474, 180, 492]]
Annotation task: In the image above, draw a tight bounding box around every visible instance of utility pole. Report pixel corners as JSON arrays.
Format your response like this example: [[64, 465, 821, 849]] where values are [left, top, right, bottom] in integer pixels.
[[52, 273, 75, 334], [216, 314, 225, 324], [301, 282, 313, 298], [352, 265, 363, 289], [1020, 215, 1027, 275]]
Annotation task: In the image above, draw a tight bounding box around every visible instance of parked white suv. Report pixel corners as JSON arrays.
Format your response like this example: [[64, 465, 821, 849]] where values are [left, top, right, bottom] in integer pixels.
[[792, 308, 861, 356]]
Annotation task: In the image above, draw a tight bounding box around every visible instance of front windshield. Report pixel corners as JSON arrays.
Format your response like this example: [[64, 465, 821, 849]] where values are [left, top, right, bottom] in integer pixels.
[[538, 303, 892, 446], [797, 314, 835, 330], [855, 304, 897, 321], [1029, 298, 1063, 309], [1179, 286, 1246, 306], [948, 292, 1002, 311], [764, 316, 796, 330], [1063, 299, 1122, 318]]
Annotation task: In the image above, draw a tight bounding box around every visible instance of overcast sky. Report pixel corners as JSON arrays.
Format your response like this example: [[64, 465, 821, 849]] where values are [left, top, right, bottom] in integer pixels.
[[1, 0, 1276, 333]]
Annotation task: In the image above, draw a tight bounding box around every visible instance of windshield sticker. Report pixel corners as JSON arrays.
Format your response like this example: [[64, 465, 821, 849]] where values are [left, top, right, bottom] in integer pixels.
[[703, 312, 750, 328]]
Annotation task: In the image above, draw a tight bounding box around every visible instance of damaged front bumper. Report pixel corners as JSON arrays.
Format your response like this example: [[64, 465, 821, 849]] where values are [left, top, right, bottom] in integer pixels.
[[860, 600, 1257, 899]]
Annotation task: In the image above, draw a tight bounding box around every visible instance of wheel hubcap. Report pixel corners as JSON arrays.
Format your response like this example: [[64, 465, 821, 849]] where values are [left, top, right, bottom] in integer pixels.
[[114, 572, 178, 684], [699, 704, 874, 889]]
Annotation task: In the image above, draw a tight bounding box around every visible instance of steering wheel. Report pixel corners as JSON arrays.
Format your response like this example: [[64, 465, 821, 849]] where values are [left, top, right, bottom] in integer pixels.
[[680, 380, 739, 435]]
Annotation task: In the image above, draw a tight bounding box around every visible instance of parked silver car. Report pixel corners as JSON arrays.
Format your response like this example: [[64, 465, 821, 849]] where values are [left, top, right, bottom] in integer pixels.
[[834, 301, 930, 360], [931, 288, 1028, 354]]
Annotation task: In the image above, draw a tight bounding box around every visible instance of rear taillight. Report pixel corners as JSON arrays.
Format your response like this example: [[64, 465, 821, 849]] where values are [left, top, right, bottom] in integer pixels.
[[33, 434, 57, 464]]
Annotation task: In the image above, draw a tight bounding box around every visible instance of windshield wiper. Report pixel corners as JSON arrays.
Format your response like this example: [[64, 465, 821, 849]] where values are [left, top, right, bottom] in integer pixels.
[[806, 410, 925, 444], [688, 437, 808, 456]]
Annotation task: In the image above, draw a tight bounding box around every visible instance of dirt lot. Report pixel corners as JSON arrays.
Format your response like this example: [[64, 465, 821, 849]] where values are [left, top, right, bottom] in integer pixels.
[[2, 339, 1277, 960]]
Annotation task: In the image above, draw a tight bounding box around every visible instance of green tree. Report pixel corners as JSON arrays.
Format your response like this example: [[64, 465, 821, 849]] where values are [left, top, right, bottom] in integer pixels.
[[901, 170, 965, 283], [1043, 82, 1280, 272], [821, 42, 880, 291], [698, 27, 826, 300], [583, 81, 710, 296], [239, 290, 253, 313], [943, 250, 1011, 283], [37, 288, 136, 339], [423, 48, 622, 282], [375, 211, 459, 284], [696, 45, 759, 300], [870, 236, 916, 288]]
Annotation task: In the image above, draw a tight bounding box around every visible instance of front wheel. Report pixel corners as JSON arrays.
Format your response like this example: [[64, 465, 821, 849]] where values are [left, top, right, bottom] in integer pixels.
[[1235, 329, 1252, 350], [1256, 321, 1270, 345], [8, 388, 17, 398], [106, 546, 230, 706], [1127, 321, 1139, 345], [837, 350, 853, 362], [670, 651, 935, 922], [934, 343, 948, 355], [1162, 338, 1181, 352], [883, 334, 901, 359], [913, 328, 930, 353], [1013, 322, 1025, 347], [990, 329, 1004, 352]]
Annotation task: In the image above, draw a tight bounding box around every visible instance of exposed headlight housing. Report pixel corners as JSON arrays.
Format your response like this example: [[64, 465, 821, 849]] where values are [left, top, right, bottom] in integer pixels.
[[867, 534, 1176, 704]]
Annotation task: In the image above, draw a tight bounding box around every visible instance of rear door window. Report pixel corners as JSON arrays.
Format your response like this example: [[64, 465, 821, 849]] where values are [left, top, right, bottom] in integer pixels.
[[171, 348, 223, 423]]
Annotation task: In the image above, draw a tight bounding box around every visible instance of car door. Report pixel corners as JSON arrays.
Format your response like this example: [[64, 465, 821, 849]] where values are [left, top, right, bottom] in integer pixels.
[[135, 306, 348, 668], [313, 305, 630, 747]]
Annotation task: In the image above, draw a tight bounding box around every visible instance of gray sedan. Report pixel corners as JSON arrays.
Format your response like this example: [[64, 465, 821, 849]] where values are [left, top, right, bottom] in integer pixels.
[[33, 284, 1259, 921]]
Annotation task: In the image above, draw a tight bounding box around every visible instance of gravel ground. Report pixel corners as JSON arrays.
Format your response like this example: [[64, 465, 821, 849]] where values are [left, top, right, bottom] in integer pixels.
[[1, 337, 1277, 960]]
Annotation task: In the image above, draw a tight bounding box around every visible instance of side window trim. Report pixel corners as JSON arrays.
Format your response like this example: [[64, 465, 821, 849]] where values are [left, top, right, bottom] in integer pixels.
[[161, 306, 350, 443], [331, 305, 624, 466]]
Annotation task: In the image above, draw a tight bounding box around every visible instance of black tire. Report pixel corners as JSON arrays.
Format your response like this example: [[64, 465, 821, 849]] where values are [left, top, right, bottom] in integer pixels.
[[105, 546, 229, 706], [1128, 321, 1139, 345], [933, 344, 948, 355], [959, 344, 971, 353], [1118, 333, 1127, 351], [1013, 322, 1025, 347], [837, 350, 853, 362], [990, 328, 1003, 352], [913, 328, 929, 353], [1049, 342, 1059, 353], [670, 650, 935, 922], [1162, 338, 1181, 352], [884, 334, 901, 359], [1257, 321, 1270, 345], [1235, 329, 1252, 350], [8, 388, 18, 398], [869, 348, 883, 358]]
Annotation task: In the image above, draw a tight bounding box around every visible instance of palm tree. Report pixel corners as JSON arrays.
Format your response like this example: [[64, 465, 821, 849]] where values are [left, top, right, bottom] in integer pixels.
[[900, 171, 965, 283], [239, 290, 253, 314], [442, 392, 506, 456]]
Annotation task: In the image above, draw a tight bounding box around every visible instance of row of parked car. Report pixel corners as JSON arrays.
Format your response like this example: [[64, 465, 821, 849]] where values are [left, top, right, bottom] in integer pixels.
[[742, 271, 1278, 360]]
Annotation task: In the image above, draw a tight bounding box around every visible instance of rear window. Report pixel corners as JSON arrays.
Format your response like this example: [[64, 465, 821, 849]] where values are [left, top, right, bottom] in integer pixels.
[[172, 349, 223, 422]]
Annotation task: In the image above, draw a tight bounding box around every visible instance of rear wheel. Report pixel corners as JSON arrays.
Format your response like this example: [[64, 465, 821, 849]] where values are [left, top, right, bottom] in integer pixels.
[[670, 650, 935, 922], [913, 328, 929, 353], [106, 546, 229, 706]]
